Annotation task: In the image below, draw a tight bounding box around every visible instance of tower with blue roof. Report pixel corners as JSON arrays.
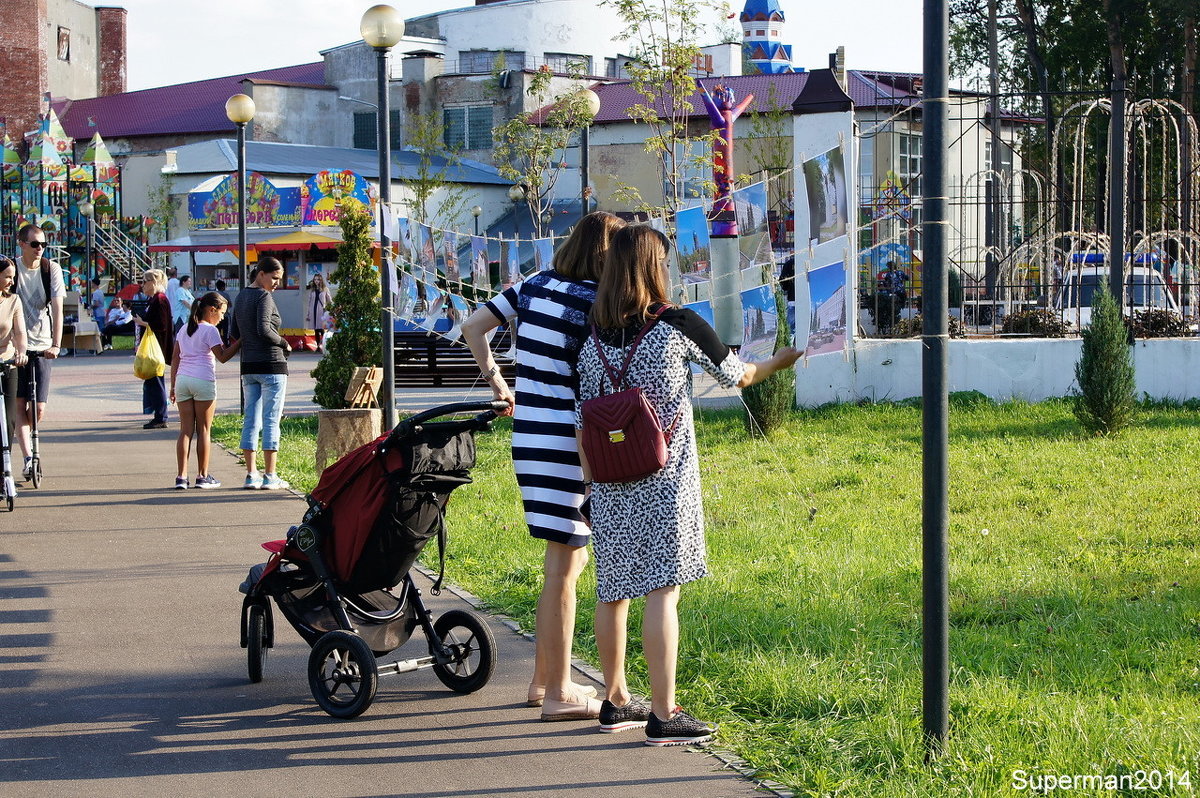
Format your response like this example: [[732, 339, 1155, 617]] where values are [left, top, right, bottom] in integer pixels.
[[741, 0, 793, 74]]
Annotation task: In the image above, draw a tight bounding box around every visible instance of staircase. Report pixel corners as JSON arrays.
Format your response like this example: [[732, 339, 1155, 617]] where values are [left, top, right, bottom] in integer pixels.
[[94, 223, 153, 284]]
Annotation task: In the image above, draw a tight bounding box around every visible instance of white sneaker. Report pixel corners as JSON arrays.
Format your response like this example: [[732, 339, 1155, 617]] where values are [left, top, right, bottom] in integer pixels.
[[260, 473, 289, 490], [244, 472, 263, 490]]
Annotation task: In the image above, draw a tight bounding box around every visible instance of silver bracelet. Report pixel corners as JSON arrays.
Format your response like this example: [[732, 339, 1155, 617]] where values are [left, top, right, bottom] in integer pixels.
[[483, 364, 500, 380]]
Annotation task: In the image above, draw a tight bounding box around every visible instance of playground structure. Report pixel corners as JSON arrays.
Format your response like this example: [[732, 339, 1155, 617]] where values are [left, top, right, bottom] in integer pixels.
[[1, 107, 153, 293]]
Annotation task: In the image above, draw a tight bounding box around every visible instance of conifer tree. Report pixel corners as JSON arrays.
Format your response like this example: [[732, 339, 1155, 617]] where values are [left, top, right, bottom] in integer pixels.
[[311, 206, 382, 409], [743, 289, 795, 436], [1073, 286, 1135, 434]]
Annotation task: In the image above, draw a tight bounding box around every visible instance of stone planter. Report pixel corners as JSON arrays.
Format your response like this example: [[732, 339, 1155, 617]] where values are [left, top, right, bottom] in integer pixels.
[[315, 407, 382, 474]]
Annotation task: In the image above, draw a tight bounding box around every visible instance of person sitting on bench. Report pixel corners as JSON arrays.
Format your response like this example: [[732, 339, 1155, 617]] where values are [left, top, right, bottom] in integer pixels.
[[101, 297, 135, 349]]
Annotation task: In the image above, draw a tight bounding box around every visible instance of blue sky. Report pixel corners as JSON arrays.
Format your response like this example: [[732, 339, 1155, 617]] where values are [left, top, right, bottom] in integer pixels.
[[117, 0, 924, 92], [809, 260, 846, 307]]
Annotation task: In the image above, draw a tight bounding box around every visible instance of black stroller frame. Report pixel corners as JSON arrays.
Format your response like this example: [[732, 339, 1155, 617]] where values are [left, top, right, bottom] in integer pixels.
[[239, 400, 508, 718]]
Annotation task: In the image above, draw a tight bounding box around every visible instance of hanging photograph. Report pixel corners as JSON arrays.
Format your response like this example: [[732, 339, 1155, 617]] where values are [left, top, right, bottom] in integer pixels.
[[501, 238, 521, 289], [802, 146, 848, 245], [395, 217, 413, 263], [532, 237, 554, 272], [739, 284, 779, 363], [806, 260, 848, 356], [674, 206, 711, 284], [397, 270, 418, 320], [470, 235, 490, 289], [417, 223, 437, 273], [732, 181, 772, 269], [443, 230, 462, 282]]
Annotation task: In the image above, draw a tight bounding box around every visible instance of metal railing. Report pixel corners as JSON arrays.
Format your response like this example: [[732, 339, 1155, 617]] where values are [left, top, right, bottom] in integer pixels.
[[93, 223, 152, 284]]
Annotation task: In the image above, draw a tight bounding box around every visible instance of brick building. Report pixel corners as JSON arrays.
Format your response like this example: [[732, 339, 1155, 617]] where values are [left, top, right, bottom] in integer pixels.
[[0, 0, 127, 140]]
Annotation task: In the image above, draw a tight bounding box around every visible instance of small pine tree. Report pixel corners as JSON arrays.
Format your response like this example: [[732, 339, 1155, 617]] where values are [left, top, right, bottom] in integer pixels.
[[1073, 286, 1135, 435], [742, 289, 795, 436], [311, 206, 382, 409]]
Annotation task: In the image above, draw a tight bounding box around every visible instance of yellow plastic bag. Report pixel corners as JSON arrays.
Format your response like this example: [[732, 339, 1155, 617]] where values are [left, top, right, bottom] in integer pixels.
[[133, 331, 166, 380]]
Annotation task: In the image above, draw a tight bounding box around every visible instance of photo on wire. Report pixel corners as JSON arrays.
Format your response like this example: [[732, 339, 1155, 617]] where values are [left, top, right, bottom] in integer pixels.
[[470, 235, 489, 289], [732, 182, 772, 269], [443, 230, 461, 282], [533, 237, 555, 272], [806, 260, 848, 356], [739, 284, 779, 363], [802, 146, 848, 245], [674, 206, 712, 284]]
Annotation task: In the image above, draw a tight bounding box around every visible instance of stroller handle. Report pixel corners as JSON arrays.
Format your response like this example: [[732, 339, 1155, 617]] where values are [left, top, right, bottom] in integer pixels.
[[384, 400, 510, 446]]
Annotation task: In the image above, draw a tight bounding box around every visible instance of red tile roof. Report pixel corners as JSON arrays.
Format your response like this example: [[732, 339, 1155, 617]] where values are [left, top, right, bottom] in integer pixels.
[[53, 62, 328, 140]]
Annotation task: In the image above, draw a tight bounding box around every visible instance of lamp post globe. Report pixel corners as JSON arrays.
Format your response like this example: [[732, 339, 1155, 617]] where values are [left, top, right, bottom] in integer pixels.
[[578, 89, 600, 220], [360, 4, 405, 48], [579, 88, 601, 118], [471, 204, 483, 235], [224, 93, 256, 125], [508, 184, 526, 203]]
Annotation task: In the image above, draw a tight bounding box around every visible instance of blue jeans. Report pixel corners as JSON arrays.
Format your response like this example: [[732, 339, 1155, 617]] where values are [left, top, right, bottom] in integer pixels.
[[240, 373, 287, 452]]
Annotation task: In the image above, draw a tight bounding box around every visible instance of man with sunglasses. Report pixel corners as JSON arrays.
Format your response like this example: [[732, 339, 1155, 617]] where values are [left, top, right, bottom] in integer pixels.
[[13, 223, 64, 481]]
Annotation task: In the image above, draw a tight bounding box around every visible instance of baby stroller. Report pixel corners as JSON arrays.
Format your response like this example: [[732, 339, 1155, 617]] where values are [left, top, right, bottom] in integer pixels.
[[239, 400, 508, 718]]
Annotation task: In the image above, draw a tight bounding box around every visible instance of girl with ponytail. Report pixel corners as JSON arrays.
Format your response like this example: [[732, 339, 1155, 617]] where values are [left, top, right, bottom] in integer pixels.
[[169, 292, 240, 489]]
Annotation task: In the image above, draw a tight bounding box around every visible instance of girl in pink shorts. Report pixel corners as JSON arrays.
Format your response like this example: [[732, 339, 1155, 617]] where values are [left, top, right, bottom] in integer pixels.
[[170, 292, 240, 489]]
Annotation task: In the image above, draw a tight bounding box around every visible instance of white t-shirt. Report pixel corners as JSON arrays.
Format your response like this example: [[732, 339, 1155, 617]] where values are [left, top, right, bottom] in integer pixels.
[[14, 256, 65, 351]]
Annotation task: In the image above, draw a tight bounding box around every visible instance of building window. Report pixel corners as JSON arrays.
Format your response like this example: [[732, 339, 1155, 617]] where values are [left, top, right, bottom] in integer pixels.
[[858, 135, 875, 205], [57, 27, 70, 61], [543, 52, 591, 74], [897, 132, 922, 197], [444, 105, 493, 151], [352, 110, 404, 150], [605, 57, 620, 77], [984, 139, 1014, 175], [459, 49, 526, 74]]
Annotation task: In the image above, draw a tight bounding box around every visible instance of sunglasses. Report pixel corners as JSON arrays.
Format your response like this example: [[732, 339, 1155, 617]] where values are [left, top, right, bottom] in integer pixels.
[[26, 241, 47, 249]]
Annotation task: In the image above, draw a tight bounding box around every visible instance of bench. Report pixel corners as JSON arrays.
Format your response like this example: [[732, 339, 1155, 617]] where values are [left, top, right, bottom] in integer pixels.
[[393, 327, 516, 388]]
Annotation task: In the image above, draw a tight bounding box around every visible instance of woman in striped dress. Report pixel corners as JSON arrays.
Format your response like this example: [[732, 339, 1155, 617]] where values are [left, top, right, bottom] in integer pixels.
[[462, 211, 624, 720]]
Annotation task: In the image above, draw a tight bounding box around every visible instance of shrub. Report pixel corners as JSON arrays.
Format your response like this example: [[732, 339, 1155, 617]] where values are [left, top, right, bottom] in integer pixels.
[[866, 291, 905, 334], [742, 288, 795, 437], [1001, 308, 1069, 337], [1128, 308, 1188, 338], [1073, 287, 1135, 435], [891, 314, 966, 339], [311, 206, 382, 409]]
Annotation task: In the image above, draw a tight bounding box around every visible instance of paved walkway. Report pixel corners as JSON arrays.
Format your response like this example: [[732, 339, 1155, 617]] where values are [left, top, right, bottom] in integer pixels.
[[0, 352, 763, 797]]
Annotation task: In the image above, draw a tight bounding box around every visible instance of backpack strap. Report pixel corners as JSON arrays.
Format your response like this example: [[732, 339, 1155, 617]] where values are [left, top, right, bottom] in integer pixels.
[[590, 305, 668, 392], [39, 257, 51, 301]]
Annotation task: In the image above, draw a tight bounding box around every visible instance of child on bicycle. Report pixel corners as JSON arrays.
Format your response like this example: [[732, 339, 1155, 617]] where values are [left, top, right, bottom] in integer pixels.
[[170, 292, 239, 489]]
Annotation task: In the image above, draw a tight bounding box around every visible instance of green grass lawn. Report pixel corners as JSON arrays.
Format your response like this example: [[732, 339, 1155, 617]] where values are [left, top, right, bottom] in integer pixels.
[[214, 400, 1200, 796]]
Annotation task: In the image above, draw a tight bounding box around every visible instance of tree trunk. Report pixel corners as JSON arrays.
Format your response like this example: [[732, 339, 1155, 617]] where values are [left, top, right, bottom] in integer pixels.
[[1012, 0, 1061, 229]]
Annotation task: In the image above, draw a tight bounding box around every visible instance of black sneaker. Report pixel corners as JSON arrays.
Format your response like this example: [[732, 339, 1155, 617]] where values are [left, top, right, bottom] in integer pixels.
[[598, 697, 651, 733], [644, 706, 717, 747]]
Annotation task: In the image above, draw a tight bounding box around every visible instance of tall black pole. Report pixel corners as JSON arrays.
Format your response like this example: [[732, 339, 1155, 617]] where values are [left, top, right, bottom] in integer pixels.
[[921, 0, 950, 758], [580, 123, 591, 220], [1108, 79, 1127, 299], [237, 121, 248, 290], [376, 46, 396, 430]]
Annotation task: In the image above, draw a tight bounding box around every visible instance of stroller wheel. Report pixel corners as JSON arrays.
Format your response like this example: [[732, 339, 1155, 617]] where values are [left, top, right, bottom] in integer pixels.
[[308, 631, 378, 719], [430, 609, 496, 694], [247, 604, 269, 683]]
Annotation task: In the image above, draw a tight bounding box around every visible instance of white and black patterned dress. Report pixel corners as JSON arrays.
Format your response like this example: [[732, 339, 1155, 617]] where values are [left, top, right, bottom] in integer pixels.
[[576, 308, 747, 602], [486, 271, 597, 548]]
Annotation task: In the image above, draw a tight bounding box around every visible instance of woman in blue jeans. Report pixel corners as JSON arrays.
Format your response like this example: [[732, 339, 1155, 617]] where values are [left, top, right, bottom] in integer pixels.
[[230, 257, 291, 490]]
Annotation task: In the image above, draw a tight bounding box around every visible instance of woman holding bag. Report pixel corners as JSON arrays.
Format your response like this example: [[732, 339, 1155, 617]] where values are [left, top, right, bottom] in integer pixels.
[[576, 225, 800, 745], [133, 269, 172, 429]]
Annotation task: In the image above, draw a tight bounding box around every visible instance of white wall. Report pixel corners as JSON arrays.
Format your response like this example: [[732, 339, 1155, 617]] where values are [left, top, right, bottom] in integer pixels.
[[795, 338, 1200, 406]]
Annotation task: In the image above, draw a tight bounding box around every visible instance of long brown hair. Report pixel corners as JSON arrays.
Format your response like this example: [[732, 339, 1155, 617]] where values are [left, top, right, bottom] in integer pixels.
[[590, 225, 672, 330], [552, 211, 624, 282]]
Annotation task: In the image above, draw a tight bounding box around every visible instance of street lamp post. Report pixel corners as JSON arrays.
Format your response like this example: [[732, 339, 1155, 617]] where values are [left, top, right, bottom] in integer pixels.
[[78, 200, 94, 288], [224, 93, 256, 291], [361, 3, 404, 430], [508, 183, 527, 237], [471, 205, 482, 236], [578, 88, 600, 220]]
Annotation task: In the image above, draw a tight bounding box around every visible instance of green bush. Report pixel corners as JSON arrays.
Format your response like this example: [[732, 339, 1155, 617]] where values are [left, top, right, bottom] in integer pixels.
[[890, 313, 966, 338], [742, 288, 794, 437], [310, 206, 382, 409], [1073, 287, 1135, 435], [1001, 308, 1069, 337], [1128, 308, 1189, 338]]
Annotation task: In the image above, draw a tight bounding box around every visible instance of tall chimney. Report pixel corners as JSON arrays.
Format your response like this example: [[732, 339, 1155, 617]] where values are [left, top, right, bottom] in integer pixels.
[[96, 6, 128, 96], [0, 0, 49, 136]]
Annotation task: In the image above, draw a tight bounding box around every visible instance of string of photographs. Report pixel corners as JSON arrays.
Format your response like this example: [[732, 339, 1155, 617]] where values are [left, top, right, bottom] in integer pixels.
[[382, 162, 850, 365]]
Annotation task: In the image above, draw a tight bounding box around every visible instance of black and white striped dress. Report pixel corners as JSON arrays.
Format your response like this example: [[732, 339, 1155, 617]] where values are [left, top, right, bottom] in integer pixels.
[[485, 270, 596, 548]]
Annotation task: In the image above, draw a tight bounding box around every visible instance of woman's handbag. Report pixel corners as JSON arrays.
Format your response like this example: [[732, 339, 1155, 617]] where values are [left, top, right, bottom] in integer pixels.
[[580, 308, 679, 484], [133, 330, 166, 380]]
